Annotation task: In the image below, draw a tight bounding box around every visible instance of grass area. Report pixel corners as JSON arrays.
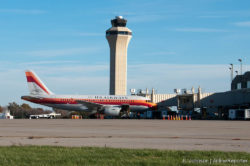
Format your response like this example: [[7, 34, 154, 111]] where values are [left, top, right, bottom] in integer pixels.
[[0, 146, 249, 166]]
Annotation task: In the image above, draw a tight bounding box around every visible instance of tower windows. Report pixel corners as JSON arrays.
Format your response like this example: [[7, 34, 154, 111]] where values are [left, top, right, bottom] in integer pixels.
[[106, 31, 132, 36]]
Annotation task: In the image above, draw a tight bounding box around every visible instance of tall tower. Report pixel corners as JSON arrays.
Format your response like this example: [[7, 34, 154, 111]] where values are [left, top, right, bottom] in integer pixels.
[[106, 16, 132, 96]]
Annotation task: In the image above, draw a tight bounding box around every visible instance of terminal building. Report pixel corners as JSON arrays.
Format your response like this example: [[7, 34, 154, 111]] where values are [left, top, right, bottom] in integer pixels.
[[133, 71, 250, 119], [231, 71, 250, 90]]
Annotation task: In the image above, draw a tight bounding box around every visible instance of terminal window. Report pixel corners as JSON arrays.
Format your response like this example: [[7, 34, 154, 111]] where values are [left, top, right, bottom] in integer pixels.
[[237, 83, 241, 89], [247, 81, 250, 88]]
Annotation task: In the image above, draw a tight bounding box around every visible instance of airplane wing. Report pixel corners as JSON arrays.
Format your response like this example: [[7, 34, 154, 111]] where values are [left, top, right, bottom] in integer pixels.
[[76, 100, 103, 110]]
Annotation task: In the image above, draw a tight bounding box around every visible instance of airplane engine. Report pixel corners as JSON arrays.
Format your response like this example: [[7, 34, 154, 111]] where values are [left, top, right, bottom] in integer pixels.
[[104, 107, 121, 116]]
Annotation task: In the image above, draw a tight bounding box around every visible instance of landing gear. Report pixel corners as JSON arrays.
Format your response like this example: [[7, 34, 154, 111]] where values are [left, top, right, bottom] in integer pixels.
[[120, 105, 130, 119]]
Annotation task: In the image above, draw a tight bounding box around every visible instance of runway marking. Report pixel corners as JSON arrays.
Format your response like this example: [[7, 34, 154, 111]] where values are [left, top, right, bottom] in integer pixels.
[[232, 138, 241, 140], [194, 144, 203, 146], [0, 135, 250, 141]]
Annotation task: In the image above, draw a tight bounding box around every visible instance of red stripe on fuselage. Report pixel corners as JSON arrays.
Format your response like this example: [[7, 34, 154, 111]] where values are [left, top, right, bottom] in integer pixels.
[[24, 97, 156, 108]]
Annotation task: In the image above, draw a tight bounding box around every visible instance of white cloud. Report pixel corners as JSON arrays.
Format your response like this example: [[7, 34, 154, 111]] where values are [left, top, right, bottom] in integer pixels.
[[48, 76, 109, 95], [105, 11, 167, 23], [127, 63, 239, 94], [0, 9, 46, 14], [28, 64, 109, 76], [0, 65, 109, 106], [78, 33, 103, 37], [1, 62, 247, 107], [20, 60, 78, 65], [234, 21, 250, 27], [110, 12, 137, 17], [199, 15, 227, 19], [127, 14, 166, 23], [144, 51, 176, 56], [21, 47, 103, 57], [174, 28, 229, 32], [0, 69, 27, 105]]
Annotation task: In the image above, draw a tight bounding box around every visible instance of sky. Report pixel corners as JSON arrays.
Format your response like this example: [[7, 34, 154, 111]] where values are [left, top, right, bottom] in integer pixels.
[[0, 0, 250, 107]]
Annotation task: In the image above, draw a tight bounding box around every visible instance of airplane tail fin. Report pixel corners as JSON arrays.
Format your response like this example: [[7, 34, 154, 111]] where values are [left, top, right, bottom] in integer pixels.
[[25, 70, 54, 95]]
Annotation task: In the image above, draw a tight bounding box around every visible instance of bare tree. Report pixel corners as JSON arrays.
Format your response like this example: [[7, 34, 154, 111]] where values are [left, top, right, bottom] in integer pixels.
[[7, 102, 51, 119]]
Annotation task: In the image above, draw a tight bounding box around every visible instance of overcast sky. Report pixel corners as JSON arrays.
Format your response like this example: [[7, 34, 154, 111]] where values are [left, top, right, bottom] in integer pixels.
[[0, 0, 250, 106]]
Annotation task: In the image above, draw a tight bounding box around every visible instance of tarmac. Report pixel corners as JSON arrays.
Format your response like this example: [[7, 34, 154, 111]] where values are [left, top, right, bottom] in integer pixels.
[[0, 119, 249, 152]]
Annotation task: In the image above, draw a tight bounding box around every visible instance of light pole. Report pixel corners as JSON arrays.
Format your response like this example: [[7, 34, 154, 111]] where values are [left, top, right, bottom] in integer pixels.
[[229, 63, 234, 81], [229, 67, 232, 81], [238, 59, 242, 75]]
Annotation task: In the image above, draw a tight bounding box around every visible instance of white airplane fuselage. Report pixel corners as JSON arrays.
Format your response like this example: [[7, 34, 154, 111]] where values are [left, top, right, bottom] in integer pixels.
[[22, 94, 155, 112], [21, 70, 157, 116]]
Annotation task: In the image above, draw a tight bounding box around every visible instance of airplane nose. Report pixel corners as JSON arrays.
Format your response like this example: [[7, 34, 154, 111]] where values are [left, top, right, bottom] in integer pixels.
[[151, 104, 158, 110]]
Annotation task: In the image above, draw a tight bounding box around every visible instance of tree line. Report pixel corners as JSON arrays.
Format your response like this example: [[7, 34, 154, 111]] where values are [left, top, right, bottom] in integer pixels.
[[0, 102, 69, 119], [0, 102, 90, 119]]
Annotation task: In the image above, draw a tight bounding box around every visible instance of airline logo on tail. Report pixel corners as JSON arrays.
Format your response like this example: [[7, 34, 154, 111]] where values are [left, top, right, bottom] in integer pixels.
[[25, 70, 54, 95]]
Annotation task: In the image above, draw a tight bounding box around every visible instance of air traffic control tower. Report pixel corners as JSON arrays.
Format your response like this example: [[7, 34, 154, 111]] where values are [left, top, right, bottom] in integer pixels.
[[106, 16, 132, 95]]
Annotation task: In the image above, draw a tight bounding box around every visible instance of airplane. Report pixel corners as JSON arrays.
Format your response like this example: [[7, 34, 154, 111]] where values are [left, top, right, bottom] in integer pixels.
[[21, 70, 157, 117]]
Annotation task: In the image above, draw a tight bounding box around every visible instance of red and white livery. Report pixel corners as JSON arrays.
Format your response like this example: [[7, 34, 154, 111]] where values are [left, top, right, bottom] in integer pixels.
[[21, 70, 157, 116]]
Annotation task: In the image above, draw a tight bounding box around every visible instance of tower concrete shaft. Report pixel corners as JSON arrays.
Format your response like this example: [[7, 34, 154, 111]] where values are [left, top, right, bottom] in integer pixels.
[[106, 16, 132, 95]]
